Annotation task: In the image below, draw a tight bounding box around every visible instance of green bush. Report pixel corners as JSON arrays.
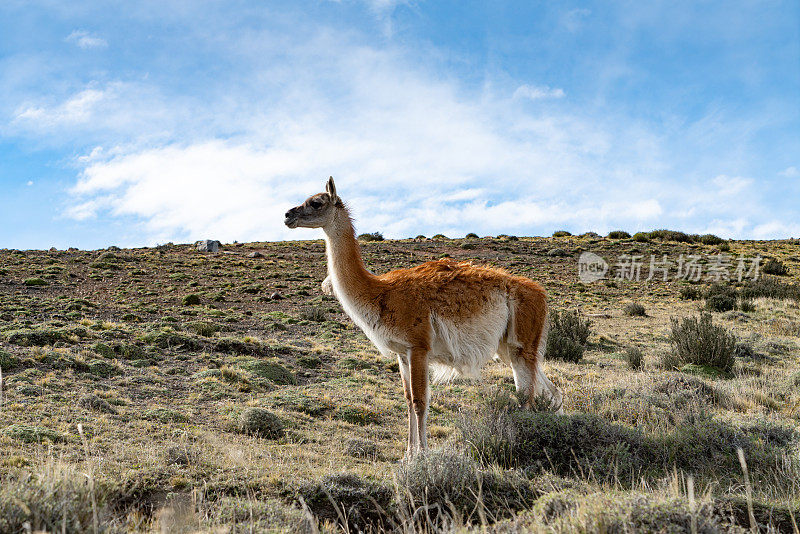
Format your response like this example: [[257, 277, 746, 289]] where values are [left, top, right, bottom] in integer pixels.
[[740, 277, 800, 301], [357, 232, 384, 241], [706, 293, 736, 312], [2, 424, 64, 443], [668, 313, 736, 373], [300, 307, 326, 322], [465, 232, 479, 238], [607, 230, 630, 239], [23, 278, 48, 286], [0, 350, 18, 371], [623, 302, 646, 316], [144, 407, 189, 424], [679, 285, 702, 300], [546, 309, 591, 362], [78, 394, 117, 414], [646, 229, 699, 243], [632, 232, 650, 242], [546, 331, 584, 363], [184, 320, 220, 337], [296, 473, 393, 530], [762, 258, 789, 276], [395, 448, 537, 523], [86, 359, 122, 378], [182, 293, 201, 306], [239, 407, 284, 439], [240, 359, 296, 385], [552, 230, 572, 237], [699, 234, 724, 245], [625, 346, 644, 370]]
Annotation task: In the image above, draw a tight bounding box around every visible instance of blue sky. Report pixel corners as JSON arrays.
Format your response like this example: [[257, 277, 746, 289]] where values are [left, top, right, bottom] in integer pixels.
[[1, 0, 798, 249]]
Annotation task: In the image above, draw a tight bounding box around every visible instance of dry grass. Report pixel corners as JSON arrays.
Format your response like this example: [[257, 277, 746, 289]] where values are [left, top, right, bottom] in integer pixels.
[[0, 237, 798, 531]]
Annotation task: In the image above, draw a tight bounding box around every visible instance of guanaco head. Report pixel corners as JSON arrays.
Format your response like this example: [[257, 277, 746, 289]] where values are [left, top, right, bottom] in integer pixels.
[[284, 176, 340, 229]]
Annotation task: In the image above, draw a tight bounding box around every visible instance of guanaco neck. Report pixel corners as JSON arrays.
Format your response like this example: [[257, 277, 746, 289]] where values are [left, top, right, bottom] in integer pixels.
[[322, 205, 377, 302]]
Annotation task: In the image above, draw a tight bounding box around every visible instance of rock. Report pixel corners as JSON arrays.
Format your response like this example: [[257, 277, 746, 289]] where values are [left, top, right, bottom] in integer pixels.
[[247, 251, 263, 258], [269, 292, 284, 300], [196, 240, 221, 253]]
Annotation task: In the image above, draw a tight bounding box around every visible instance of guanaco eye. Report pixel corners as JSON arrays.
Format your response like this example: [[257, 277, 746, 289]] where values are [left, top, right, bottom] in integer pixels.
[[309, 199, 323, 209]]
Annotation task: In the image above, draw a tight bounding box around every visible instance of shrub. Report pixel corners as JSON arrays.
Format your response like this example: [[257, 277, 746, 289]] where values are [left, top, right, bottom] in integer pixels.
[[762, 258, 789, 276], [0, 350, 18, 371], [144, 407, 189, 424], [92, 342, 115, 358], [623, 302, 646, 316], [607, 230, 630, 239], [679, 285, 702, 300], [632, 232, 650, 242], [296, 473, 393, 530], [300, 307, 326, 322], [23, 278, 48, 286], [182, 294, 201, 306], [344, 438, 378, 458], [699, 234, 724, 245], [704, 283, 738, 312], [706, 293, 736, 312], [465, 232, 479, 238], [432, 234, 448, 240], [184, 321, 220, 337], [646, 229, 698, 243], [334, 405, 383, 425], [6, 329, 64, 347], [546, 309, 591, 363], [740, 277, 800, 301], [550, 309, 591, 345], [668, 313, 736, 373], [553, 230, 572, 237], [625, 346, 644, 370], [87, 359, 122, 378], [546, 332, 584, 363], [2, 424, 64, 443], [357, 232, 384, 242], [78, 394, 117, 414], [239, 407, 284, 439], [395, 448, 537, 523], [240, 359, 296, 385]]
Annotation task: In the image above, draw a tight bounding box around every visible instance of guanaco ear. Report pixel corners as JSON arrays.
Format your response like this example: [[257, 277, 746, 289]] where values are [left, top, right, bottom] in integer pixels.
[[326, 176, 338, 203]]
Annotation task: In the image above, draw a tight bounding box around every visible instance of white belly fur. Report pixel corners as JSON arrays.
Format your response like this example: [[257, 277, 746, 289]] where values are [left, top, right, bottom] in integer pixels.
[[334, 280, 510, 382]]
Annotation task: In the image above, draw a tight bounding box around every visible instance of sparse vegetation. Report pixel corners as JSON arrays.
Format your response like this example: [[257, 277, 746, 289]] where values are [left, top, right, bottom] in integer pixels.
[[546, 309, 591, 362], [623, 302, 646, 316], [0, 236, 797, 532], [762, 258, 789, 275], [358, 231, 384, 242], [668, 313, 736, 373], [607, 230, 630, 239], [238, 407, 284, 438], [624, 346, 644, 370]]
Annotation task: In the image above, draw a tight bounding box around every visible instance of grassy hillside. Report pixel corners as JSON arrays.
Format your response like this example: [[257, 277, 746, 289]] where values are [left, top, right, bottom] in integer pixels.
[[1, 234, 799, 532]]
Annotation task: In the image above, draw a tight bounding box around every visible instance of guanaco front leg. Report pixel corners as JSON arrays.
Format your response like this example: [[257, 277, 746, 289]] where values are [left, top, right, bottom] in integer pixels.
[[397, 354, 418, 456], [408, 348, 429, 452]]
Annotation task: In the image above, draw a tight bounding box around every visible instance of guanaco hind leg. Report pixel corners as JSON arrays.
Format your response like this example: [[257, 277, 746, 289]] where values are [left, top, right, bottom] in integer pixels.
[[397, 354, 418, 455]]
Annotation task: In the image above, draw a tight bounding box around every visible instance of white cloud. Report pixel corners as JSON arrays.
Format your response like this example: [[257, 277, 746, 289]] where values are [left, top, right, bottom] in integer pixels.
[[16, 88, 107, 125], [26, 180, 33, 186], [513, 85, 565, 100], [778, 166, 799, 178], [66, 30, 107, 49], [40, 28, 793, 244], [712, 174, 752, 195]]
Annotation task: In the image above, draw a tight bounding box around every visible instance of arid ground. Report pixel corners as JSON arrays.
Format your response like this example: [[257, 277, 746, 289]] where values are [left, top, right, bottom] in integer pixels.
[[1, 233, 799, 532]]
